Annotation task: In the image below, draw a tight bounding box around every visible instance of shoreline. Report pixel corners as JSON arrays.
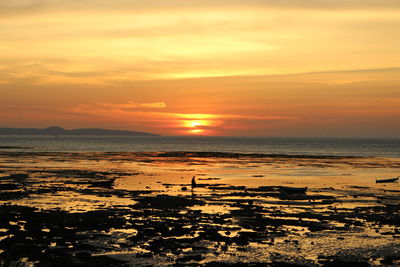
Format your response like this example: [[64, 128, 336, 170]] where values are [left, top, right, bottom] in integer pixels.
[[1, 149, 400, 159], [1, 135, 399, 159], [0, 150, 399, 266]]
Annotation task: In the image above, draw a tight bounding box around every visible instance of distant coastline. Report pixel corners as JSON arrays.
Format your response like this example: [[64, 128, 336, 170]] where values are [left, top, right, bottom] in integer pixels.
[[0, 126, 159, 136]]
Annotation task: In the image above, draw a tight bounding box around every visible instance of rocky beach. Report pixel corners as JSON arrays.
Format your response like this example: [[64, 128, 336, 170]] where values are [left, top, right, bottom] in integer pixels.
[[1, 150, 400, 266]]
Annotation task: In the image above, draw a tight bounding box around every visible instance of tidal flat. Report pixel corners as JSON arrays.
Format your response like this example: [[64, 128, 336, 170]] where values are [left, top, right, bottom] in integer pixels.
[[0, 151, 400, 266]]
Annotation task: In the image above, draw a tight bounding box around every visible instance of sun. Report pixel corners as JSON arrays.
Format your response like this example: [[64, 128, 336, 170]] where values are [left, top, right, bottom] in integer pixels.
[[184, 120, 205, 128], [183, 120, 209, 135], [178, 115, 220, 135]]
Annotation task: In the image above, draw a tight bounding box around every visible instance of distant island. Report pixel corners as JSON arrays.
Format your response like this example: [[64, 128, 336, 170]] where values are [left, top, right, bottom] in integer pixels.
[[0, 126, 159, 136]]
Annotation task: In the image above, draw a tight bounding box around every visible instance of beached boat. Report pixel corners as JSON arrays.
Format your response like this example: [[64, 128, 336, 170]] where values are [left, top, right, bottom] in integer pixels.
[[376, 176, 399, 183], [279, 186, 308, 194], [89, 178, 116, 188]]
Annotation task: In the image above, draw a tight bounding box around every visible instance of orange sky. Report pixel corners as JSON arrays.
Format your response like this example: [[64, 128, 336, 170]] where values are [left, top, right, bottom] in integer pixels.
[[1, 0, 400, 137]]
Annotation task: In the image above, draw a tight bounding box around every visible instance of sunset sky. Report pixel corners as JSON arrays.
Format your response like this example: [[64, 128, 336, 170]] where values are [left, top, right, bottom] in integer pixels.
[[1, 0, 399, 137]]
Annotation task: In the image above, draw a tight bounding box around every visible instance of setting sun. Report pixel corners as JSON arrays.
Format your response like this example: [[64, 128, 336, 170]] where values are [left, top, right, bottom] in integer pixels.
[[184, 120, 208, 128], [182, 120, 210, 135]]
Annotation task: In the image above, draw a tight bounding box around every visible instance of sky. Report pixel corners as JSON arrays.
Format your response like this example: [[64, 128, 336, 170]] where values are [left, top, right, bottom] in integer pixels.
[[0, 0, 399, 137]]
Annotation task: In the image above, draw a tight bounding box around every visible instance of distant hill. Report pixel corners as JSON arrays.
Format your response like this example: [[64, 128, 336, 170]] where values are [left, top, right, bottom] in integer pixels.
[[0, 126, 159, 136]]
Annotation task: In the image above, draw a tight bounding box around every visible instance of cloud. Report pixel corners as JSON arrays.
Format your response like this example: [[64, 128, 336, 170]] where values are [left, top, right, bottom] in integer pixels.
[[1, 1, 399, 85], [174, 113, 295, 121], [1, 102, 296, 135], [66, 103, 298, 135], [95, 101, 167, 110], [1, 0, 400, 12], [0, 0, 43, 8]]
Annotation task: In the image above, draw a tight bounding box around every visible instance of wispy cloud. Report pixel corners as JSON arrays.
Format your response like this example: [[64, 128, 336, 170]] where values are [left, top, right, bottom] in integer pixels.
[[2, 0, 400, 12], [0, 102, 297, 135], [90, 101, 167, 110], [1, 0, 399, 137], [1, 1, 399, 84]]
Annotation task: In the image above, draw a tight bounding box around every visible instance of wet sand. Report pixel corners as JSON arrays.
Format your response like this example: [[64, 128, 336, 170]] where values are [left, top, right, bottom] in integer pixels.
[[0, 151, 400, 266]]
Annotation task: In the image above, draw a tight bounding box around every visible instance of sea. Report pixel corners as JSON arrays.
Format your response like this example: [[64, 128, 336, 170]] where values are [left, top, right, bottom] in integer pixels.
[[0, 135, 399, 158]]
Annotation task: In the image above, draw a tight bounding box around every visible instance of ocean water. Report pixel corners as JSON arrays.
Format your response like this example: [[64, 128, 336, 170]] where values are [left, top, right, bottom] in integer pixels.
[[0, 135, 399, 158]]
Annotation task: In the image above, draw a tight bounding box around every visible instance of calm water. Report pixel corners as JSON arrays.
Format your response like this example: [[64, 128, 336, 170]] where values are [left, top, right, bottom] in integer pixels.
[[0, 135, 399, 158]]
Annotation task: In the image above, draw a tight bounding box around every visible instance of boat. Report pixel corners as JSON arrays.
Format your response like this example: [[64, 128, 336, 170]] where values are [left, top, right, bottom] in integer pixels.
[[89, 178, 116, 188], [279, 186, 308, 194], [376, 176, 399, 184]]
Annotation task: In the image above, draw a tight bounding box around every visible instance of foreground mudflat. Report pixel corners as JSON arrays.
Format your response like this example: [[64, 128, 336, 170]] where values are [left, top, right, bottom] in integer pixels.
[[0, 151, 400, 266]]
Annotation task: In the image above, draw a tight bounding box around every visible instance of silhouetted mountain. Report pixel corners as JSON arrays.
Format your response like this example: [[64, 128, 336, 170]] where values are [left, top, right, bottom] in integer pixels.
[[0, 126, 159, 136]]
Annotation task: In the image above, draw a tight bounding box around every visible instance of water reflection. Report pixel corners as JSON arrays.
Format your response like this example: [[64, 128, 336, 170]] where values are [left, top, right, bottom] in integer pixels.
[[0, 151, 399, 266]]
